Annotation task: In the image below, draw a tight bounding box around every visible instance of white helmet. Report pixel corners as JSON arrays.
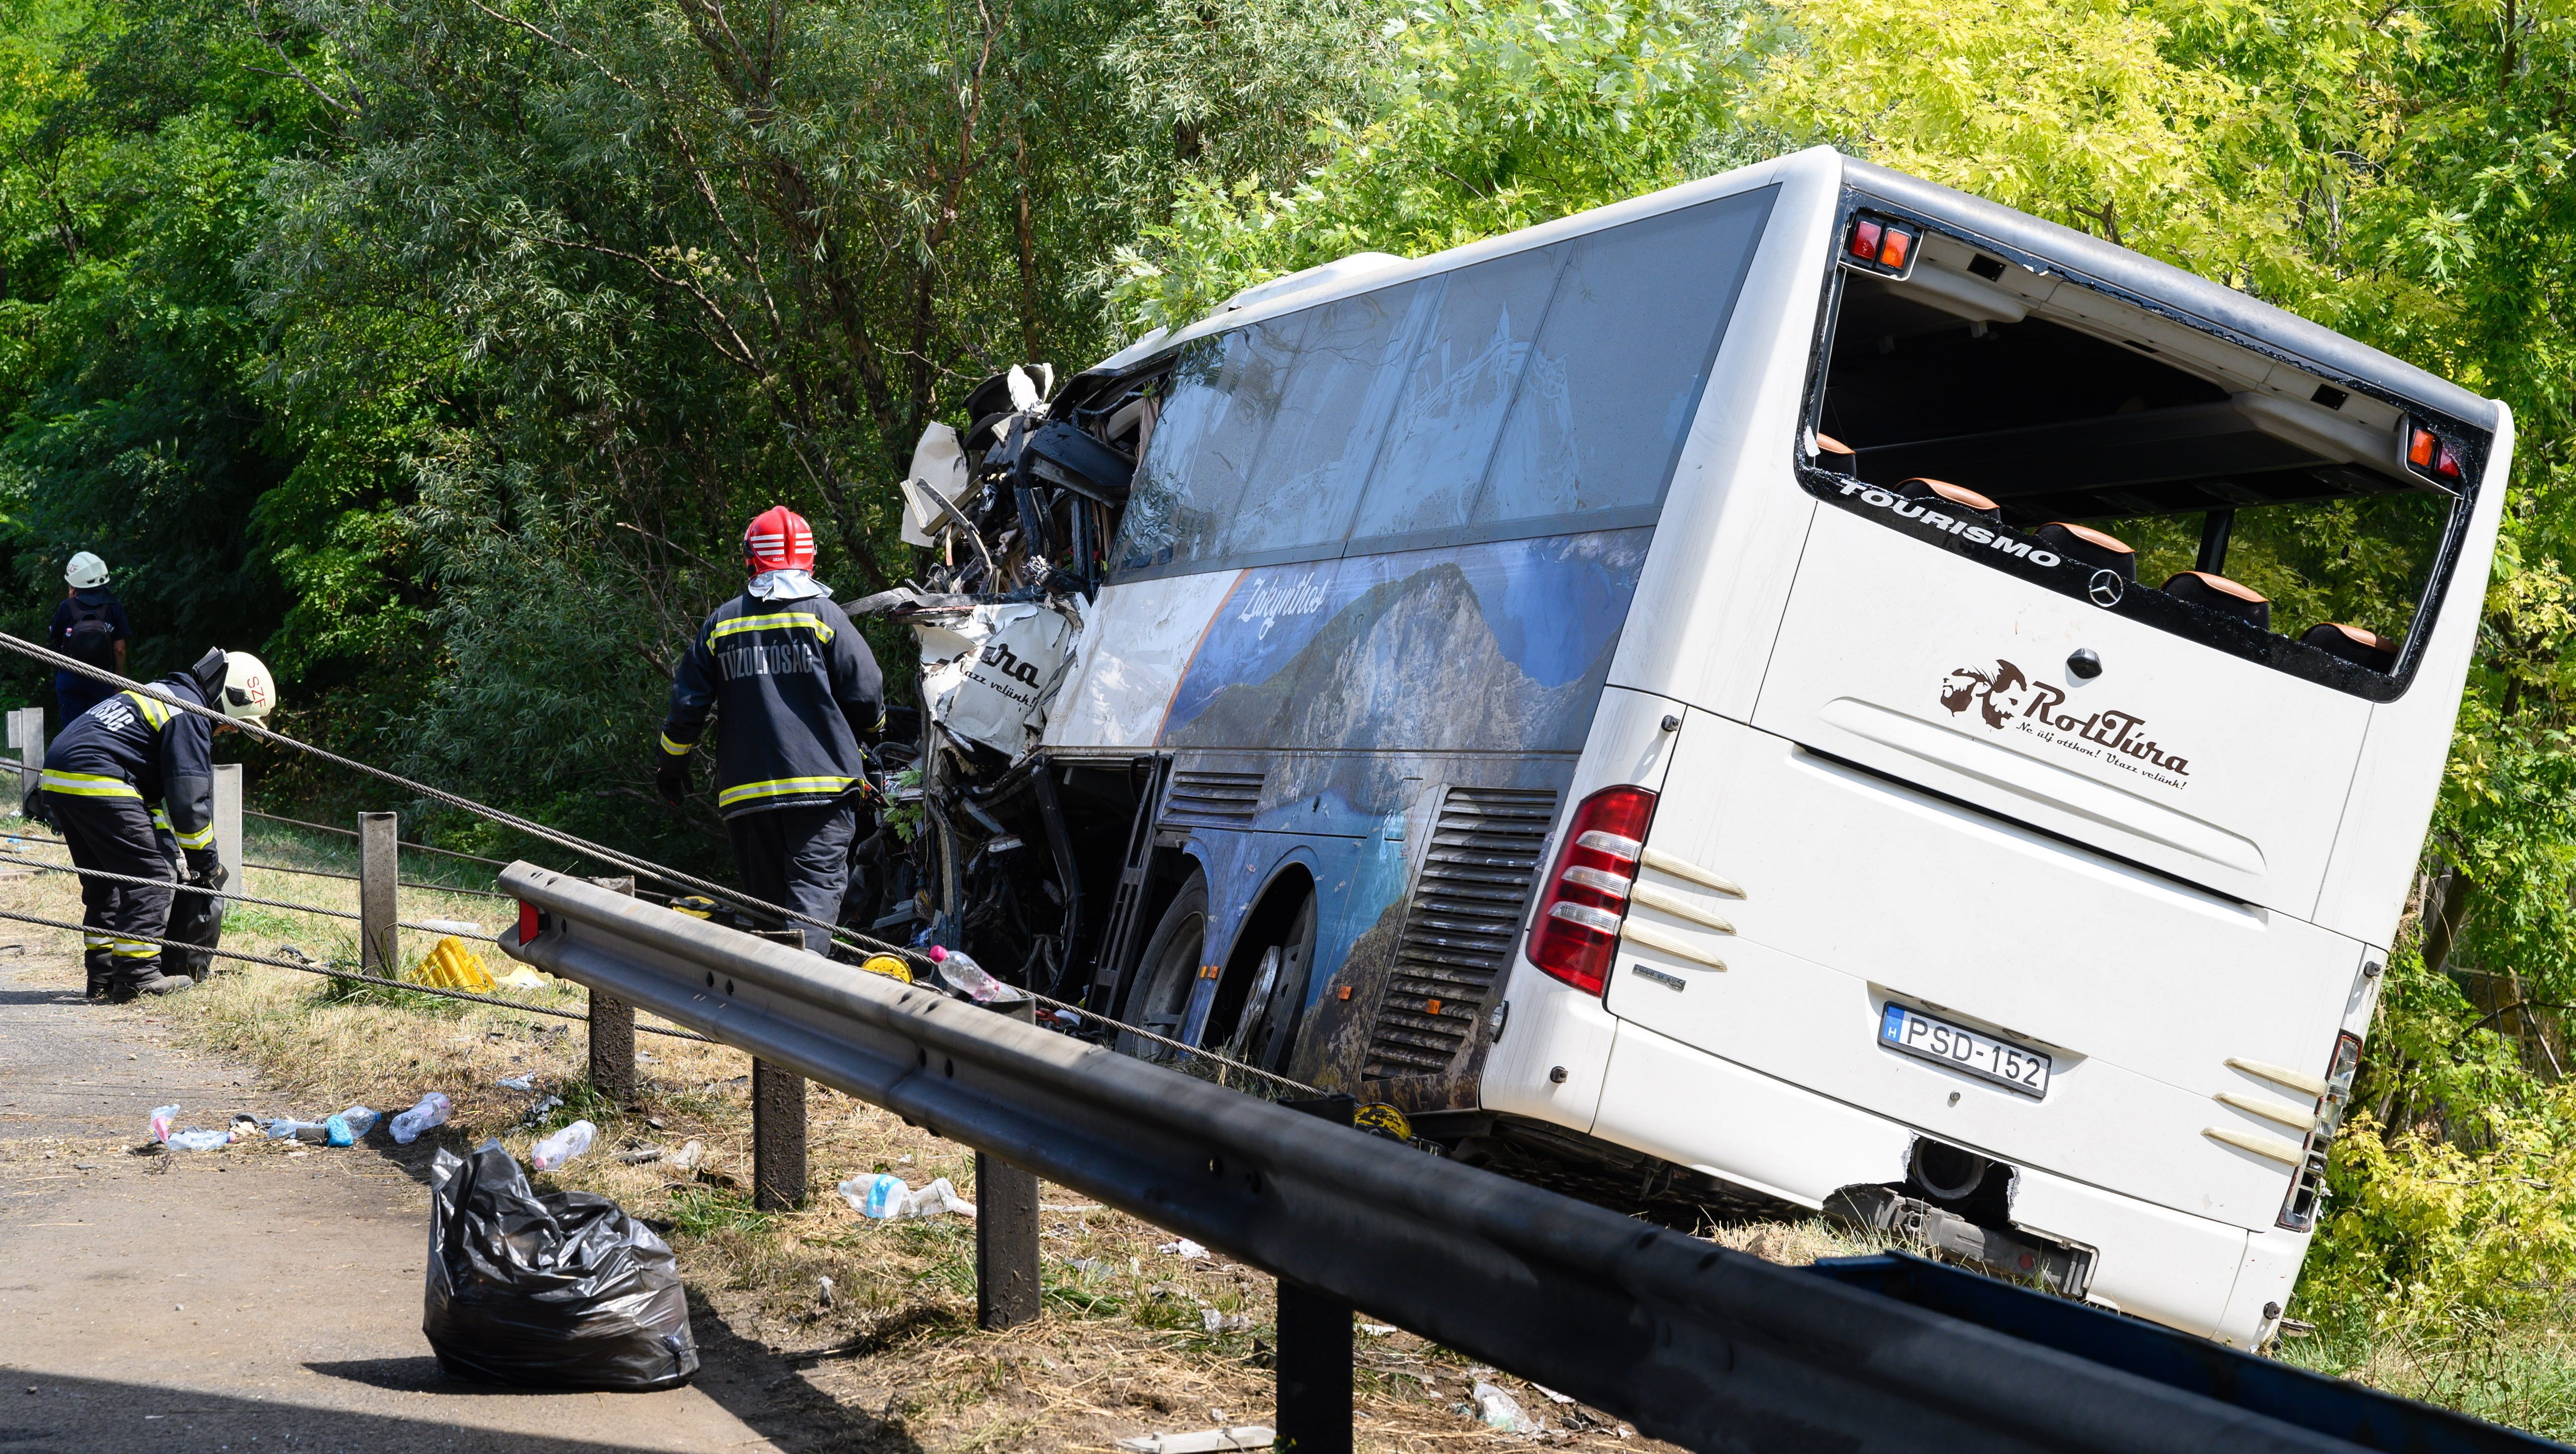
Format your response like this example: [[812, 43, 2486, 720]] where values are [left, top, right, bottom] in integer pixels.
[[64, 552, 108, 590], [216, 651, 277, 721]]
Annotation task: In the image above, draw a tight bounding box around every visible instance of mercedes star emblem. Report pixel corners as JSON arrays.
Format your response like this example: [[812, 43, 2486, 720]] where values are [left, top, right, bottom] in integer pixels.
[[2088, 569, 2127, 607]]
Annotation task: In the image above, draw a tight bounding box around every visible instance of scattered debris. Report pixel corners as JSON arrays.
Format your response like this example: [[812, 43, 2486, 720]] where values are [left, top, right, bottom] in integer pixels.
[[1532, 1384, 1576, 1405], [667, 1139, 705, 1172], [839, 1173, 976, 1220], [617, 1145, 667, 1166], [496, 1075, 534, 1091], [816, 1275, 835, 1311], [1472, 1383, 1537, 1436], [409, 936, 495, 992], [1158, 1238, 1209, 1261], [529, 1120, 596, 1171], [390, 1092, 453, 1144], [1200, 1310, 1253, 1334], [1359, 1323, 1396, 1337], [1114, 1426, 1275, 1453]]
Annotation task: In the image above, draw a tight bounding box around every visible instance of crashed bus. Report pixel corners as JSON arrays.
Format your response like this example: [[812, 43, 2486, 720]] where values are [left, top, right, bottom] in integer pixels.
[[858, 145, 2510, 1348]]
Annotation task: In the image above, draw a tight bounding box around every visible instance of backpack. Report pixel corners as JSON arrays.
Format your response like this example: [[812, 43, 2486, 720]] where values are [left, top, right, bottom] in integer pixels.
[[61, 598, 117, 669]]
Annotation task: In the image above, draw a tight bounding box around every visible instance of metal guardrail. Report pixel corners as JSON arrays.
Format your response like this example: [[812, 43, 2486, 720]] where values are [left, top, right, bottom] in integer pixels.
[[499, 865, 2561, 1454]]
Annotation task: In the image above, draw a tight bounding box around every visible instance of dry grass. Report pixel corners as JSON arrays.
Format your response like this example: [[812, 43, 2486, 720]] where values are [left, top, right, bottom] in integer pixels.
[[0, 817, 1877, 1451]]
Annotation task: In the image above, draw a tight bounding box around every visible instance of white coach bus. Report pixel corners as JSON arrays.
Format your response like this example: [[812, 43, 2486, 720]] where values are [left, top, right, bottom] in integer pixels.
[[1017, 145, 2507, 1347]]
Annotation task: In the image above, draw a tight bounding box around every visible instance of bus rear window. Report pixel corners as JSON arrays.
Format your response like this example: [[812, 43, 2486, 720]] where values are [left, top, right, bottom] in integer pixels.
[[1803, 220, 2485, 696]]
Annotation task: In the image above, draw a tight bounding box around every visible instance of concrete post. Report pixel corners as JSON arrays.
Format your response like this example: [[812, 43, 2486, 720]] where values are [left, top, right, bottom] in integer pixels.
[[358, 812, 399, 975], [977, 994, 1043, 1331], [751, 1059, 808, 1211], [1276, 1094, 1357, 1454], [211, 765, 243, 916], [8, 707, 43, 809], [588, 876, 637, 1101]]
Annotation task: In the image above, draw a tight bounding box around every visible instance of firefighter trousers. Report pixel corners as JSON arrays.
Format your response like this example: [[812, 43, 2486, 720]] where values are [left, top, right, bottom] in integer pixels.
[[726, 800, 858, 954], [46, 790, 173, 989]]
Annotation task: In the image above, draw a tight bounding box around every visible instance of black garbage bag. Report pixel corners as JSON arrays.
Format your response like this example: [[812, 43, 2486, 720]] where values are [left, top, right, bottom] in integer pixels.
[[423, 1141, 699, 1390]]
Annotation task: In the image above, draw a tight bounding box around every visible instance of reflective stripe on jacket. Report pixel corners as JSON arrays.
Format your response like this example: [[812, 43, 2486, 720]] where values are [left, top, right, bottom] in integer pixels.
[[659, 591, 882, 819]]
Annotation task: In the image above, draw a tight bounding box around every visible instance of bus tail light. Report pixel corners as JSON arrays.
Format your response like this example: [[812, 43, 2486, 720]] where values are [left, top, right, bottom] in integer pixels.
[[2406, 423, 2464, 484], [1845, 214, 1918, 275], [1525, 786, 1660, 996], [2276, 1029, 2362, 1232]]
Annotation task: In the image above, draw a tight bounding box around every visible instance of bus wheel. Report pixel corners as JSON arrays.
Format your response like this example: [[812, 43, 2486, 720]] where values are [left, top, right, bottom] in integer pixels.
[[1117, 874, 1208, 1062]]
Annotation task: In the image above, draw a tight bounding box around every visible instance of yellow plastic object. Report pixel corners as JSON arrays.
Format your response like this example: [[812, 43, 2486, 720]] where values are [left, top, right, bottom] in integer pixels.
[[860, 954, 914, 984], [1354, 1102, 1413, 1142], [668, 895, 719, 920], [410, 936, 497, 993]]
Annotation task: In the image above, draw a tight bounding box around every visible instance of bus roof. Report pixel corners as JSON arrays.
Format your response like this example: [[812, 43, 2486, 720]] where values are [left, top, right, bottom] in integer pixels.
[[1071, 149, 2500, 437]]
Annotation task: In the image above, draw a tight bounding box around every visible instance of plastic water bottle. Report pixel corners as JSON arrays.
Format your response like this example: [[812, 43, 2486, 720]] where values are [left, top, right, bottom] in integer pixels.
[[529, 1119, 595, 1171], [839, 1172, 909, 1218], [389, 1092, 452, 1144], [926, 945, 1004, 1004], [165, 1129, 229, 1152], [266, 1118, 323, 1140], [148, 1104, 180, 1143], [337, 1106, 379, 1138]]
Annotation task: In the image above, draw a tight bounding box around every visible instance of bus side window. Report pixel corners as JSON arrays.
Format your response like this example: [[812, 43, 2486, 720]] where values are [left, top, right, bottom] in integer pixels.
[[1473, 191, 1772, 529]]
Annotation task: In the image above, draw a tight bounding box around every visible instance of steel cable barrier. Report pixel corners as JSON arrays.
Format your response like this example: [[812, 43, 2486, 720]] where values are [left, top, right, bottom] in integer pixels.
[[502, 865, 2564, 1454]]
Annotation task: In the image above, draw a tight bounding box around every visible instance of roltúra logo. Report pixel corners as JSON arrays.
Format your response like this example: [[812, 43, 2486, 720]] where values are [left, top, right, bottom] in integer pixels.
[[1939, 658, 2191, 787]]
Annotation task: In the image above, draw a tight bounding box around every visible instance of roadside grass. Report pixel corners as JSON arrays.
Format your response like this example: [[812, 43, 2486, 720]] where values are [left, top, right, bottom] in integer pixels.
[[2283, 1316, 2576, 1441]]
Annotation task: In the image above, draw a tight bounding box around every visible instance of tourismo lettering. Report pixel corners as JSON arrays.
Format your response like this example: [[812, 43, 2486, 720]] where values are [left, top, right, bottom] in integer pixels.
[[1836, 481, 2062, 569]]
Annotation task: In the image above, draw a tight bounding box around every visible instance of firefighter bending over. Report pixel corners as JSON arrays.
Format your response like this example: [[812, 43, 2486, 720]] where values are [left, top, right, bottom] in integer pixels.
[[43, 649, 274, 1000], [656, 507, 883, 953]]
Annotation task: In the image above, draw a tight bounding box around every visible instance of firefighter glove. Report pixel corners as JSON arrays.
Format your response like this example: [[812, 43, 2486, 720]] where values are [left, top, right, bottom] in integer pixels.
[[655, 758, 692, 807]]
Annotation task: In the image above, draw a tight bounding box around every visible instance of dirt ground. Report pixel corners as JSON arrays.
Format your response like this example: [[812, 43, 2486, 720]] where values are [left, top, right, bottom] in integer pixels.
[[0, 824, 1860, 1451]]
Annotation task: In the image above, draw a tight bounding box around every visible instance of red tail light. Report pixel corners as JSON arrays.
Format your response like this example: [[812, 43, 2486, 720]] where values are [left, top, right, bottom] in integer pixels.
[[1525, 786, 1660, 996], [1845, 214, 1919, 275], [517, 899, 542, 944], [2407, 423, 2466, 483]]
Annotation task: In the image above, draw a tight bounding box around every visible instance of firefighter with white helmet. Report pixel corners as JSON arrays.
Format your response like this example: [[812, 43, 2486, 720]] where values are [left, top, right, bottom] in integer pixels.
[[48, 551, 130, 721], [655, 506, 883, 952], [41, 648, 274, 999]]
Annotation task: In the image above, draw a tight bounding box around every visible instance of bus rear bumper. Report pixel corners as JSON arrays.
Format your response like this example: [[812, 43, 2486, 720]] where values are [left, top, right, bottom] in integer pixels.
[[1583, 1019, 2300, 1347]]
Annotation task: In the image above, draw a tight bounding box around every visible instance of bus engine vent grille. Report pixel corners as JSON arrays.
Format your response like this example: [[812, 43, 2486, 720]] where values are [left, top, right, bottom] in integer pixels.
[[1164, 770, 1265, 827], [1364, 787, 1560, 1081]]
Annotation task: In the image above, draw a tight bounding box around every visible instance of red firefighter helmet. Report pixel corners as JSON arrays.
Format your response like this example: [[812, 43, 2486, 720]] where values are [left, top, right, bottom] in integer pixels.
[[743, 506, 816, 575]]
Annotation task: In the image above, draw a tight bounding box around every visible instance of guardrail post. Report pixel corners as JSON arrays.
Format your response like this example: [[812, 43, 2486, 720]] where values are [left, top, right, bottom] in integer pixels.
[[1277, 1094, 1357, 1454], [976, 994, 1042, 1330], [358, 812, 398, 974], [586, 876, 637, 1102], [751, 1058, 807, 1211], [8, 706, 43, 809], [211, 764, 242, 916]]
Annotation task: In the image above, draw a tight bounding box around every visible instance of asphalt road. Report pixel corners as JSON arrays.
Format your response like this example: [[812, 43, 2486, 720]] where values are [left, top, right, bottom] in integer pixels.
[[0, 942, 823, 1453]]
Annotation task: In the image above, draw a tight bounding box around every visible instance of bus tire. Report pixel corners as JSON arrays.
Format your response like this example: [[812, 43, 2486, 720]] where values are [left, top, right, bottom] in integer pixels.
[[1117, 873, 1209, 1062]]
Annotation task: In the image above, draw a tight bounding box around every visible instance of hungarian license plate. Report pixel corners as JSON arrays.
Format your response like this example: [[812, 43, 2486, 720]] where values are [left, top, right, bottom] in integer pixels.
[[1880, 1003, 2051, 1098]]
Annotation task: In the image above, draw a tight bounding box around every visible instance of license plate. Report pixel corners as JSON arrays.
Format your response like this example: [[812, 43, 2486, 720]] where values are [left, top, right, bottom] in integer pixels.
[[1881, 1003, 2051, 1098]]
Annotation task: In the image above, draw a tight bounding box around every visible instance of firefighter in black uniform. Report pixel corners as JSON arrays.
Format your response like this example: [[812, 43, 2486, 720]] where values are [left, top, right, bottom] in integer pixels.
[[43, 648, 275, 999], [656, 507, 883, 952]]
